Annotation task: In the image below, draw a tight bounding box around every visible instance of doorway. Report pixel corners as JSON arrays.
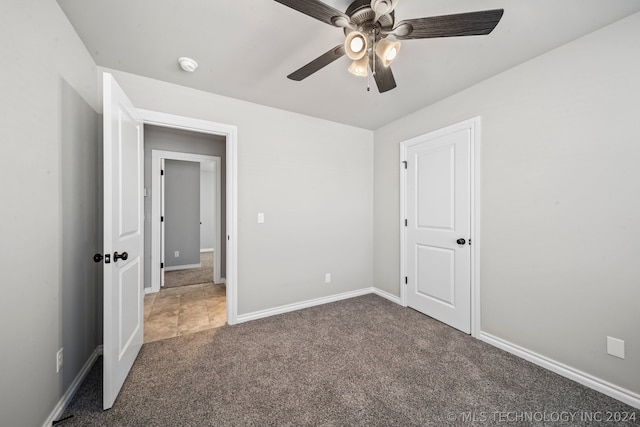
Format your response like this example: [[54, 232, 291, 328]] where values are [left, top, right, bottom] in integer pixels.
[[400, 117, 481, 336], [144, 150, 225, 342], [150, 150, 223, 291], [138, 109, 238, 326]]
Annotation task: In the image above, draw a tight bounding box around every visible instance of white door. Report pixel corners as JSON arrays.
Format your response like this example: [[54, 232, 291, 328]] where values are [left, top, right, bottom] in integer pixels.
[[405, 124, 472, 334], [103, 72, 144, 409]]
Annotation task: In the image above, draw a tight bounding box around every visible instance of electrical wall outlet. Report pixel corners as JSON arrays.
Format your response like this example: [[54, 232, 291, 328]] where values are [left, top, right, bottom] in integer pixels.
[[325, 273, 331, 284], [607, 336, 625, 359], [174, 251, 179, 258], [56, 348, 63, 373]]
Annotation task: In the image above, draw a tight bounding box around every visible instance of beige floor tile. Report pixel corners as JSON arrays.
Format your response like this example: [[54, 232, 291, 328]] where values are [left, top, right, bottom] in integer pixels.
[[144, 292, 157, 305], [156, 284, 200, 298], [144, 303, 154, 321], [203, 284, 226, 297], [144, 281, 226, 342], [176, 283, 204, 294], [144, 315, 178, 343], [150, 300, 180, 318], [205, 299, 226, 313], [145, 328, 178, 343], [208, 315, 226, 328], [177, 318, 211, 335], [151, 294, 181, 308], [181, 292, 205, 304], [179, 306, 208, 318], [180, 298, 207, 310]]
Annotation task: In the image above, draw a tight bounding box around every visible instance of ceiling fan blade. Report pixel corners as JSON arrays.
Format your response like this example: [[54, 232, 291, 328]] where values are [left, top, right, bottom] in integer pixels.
[[274, 0, 351, 27], [370, 54, 397, 93], [393, 9, 504, 40], [287, 45, 346, 81]]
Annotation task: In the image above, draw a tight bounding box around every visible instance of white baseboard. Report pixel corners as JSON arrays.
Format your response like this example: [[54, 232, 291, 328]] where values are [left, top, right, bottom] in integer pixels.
[[164, 263, 201, 272], [200, 248, 214, 253], [479, 332, 640, 410], [42, 345, 102, 427], [236, 287, 374, 324], [373, 287, 402, 305]]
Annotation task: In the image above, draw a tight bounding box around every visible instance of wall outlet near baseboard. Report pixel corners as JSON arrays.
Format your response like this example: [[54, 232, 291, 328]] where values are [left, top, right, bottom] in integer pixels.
[[325, 273, 331, 284], [56, 348, 64, 373], [174, 251, 179, 258], [606, 336, 625, 359]]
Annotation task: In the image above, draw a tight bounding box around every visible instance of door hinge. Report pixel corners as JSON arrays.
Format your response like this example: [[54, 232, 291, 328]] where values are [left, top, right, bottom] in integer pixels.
[[405, 276, 408, 285], [161, 262, 164, 268], [402, 161, 407, 169], [161, 169, 164, 176], [405, 219, 408, 227]]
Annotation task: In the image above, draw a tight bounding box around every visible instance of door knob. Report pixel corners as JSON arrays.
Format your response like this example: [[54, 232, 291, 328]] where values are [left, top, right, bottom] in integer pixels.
[[456, 238, 466, 245], [114, 251, 128, 262]]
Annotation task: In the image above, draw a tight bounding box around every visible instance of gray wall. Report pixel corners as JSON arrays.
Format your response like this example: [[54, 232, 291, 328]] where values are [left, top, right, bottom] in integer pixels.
[[164, 160, 201, 268], [105, 67, 374, 315], [374, 13, 640, 396], [0, 1, 100, 426], [143, 125, 226, 286], [61, 80, 101, 393], [200, 164, 215, 250]]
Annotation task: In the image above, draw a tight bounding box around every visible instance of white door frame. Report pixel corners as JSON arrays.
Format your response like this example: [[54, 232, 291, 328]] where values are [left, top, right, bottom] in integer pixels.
[[151, 151, 222, 290], [138, 109, 238, 326], [400, 116, 482, 337]]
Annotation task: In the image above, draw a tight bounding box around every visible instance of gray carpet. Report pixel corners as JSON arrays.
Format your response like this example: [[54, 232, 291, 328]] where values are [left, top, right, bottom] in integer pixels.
[[164, 251, 214, 288], [59, 295, 638, 426]]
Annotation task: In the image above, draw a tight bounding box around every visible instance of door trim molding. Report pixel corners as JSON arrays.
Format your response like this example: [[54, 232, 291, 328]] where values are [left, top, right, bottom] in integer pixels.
[[399, 116, 481, 337], [150, 150, 221, 290], [139, 109, 238, 326]]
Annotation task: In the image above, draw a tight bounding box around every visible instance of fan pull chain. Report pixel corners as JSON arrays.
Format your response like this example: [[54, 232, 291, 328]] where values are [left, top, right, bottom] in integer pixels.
[[368, 31, 376, 92], [372, 37, 376, 77]]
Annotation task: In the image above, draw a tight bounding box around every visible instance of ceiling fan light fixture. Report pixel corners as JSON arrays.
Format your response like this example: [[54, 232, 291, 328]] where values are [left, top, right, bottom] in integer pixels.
[[345, 31, 368, 60], [348, 56, 369, 77], [375, 38, 401, 66]]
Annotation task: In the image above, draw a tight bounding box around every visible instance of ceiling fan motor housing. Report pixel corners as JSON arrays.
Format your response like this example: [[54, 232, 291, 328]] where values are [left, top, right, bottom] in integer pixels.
[[344, 0, 395, 36]]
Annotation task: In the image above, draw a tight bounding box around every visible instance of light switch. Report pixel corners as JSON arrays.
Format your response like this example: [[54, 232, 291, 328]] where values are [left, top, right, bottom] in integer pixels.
[[257, 213, 264, 223]]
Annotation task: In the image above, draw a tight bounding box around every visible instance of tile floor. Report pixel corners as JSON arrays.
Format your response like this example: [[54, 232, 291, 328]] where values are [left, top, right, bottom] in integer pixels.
[[144, 282, 226, 343]]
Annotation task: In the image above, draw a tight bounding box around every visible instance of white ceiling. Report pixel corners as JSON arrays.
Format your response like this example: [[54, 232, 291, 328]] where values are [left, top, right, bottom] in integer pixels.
[[57, 0, 640, 130]]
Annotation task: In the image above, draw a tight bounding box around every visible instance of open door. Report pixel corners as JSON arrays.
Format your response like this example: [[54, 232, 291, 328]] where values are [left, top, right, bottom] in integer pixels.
[[103, 72, 144, 409]]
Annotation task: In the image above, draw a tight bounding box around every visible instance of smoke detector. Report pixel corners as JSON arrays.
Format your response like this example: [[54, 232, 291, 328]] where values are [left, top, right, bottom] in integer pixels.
[[178, 57, 198, 72]]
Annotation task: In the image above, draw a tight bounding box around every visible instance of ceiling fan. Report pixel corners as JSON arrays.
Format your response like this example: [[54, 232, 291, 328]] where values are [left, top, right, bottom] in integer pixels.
[[274, 0, 504, 93]]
